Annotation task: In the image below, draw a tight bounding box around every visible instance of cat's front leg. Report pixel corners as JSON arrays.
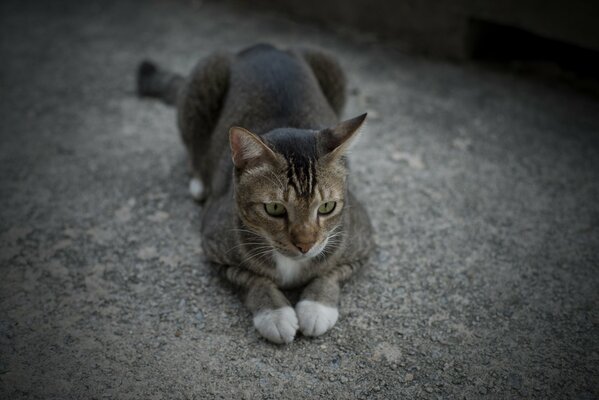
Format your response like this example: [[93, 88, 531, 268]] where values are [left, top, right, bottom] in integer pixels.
[[226, 266, 298, 344], [247, 283, 298, 344], [297, 260, 364, 337], [296, 276, 341, 337]]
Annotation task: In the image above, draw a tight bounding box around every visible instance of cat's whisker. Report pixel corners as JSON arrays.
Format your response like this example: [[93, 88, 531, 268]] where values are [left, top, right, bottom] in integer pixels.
[[225, 242, 271, 254], [229, 228, 264, 239], [243, 248, 274, 265], [241, 245, 270, 255]]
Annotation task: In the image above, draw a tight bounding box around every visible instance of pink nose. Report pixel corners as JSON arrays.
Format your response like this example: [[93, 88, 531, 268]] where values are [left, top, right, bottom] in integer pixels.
[[294, 242, 315, 254]]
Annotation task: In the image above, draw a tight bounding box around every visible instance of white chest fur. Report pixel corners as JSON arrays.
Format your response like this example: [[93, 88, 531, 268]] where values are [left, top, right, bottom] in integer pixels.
[[273, 252, 308, 288]]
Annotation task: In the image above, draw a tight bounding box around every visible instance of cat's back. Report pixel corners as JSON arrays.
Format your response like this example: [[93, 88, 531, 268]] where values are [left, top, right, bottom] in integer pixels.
[[222, 44, 335, 132], [233, 44, 311, 93], [231, 44, 314, 97]]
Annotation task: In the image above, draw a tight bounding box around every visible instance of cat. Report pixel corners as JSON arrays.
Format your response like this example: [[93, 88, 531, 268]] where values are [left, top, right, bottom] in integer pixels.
[[137, 44, 373, 344]]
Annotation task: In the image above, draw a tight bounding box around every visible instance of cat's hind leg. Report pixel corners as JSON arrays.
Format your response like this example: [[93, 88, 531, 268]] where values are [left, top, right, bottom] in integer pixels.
[[188, 176, 205, 201], [296, 48, 347, 117], [177, 53, 231, 201]]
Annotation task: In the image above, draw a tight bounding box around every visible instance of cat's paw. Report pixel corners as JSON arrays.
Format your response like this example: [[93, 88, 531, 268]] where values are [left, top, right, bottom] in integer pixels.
[[296, 300, 339, 337], [253, 306, 298, 344], [188, 178, 205, 201]]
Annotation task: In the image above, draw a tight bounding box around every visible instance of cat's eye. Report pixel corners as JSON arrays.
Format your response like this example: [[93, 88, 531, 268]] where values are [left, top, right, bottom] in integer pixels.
[[318, 201, 337, 215], [264, 202, 286, 217]]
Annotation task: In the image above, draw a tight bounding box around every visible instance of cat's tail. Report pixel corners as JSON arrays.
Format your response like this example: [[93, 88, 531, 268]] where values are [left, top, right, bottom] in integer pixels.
[[136, 60, 184, 106]]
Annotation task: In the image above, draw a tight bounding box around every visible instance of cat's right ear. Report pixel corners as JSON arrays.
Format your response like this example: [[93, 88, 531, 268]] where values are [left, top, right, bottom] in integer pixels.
[[318, 113, 367, 161], [229, 127, 277, 169]]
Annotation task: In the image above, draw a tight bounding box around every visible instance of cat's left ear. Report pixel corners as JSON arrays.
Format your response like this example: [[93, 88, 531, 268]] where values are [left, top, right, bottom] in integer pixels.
[[318, 113, 367, 161], [229, 126, 277, 170]]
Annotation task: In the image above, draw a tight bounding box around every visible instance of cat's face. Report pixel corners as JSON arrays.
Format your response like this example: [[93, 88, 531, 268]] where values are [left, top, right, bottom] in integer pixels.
[[234, 150, 346, 259], [229, 114, 366, 260]]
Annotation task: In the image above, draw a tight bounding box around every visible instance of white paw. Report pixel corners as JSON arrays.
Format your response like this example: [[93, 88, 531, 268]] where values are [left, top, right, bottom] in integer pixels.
[[296, 300, 339, 337], [253, 306, 298, 344], [188, 178, 204, 200]]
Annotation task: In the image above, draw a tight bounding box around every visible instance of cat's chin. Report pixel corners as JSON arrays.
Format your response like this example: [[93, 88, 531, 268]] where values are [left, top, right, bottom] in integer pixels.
[[274, 249, 307, 260]]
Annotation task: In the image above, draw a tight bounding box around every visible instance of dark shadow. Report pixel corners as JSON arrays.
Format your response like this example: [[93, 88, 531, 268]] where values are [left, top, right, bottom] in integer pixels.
[[467, 18, 599, 96]]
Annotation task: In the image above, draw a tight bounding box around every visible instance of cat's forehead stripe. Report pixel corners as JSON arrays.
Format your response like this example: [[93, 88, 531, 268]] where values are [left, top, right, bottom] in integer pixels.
[[286, 154, 316, 198], [263, 128, 320, 198]]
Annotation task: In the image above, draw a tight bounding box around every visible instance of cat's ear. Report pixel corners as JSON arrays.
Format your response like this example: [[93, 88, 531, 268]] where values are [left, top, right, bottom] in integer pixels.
[[229, 126, 277, 169], [318, 113, 367, 160]]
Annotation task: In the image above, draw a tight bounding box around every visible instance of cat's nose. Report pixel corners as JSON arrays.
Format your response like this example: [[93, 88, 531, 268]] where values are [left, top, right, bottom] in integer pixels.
[[294, 241, 315, 254]]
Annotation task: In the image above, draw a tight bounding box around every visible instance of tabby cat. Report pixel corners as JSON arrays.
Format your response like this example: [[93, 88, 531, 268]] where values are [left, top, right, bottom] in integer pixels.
[[137, 44, 373, 344]]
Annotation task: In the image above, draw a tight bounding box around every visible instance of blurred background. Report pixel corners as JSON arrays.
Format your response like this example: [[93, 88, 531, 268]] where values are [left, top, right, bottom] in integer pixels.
[[1, 0, 598, 399], [237, 0, 599, 92]]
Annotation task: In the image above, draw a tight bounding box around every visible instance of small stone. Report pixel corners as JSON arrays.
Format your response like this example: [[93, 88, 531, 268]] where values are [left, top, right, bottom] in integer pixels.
[[175, 330, 181, 337], [148, 211, 169, 222], [405, 373, 414, 382], [366, 109, 380, 120], [390, 151, 425, 169], [115, 199, 135, 222], [453, 137, 472, 151], [425, 387, 433, 393], [508, 373, 522, 390], [137, 246, 158, 260]]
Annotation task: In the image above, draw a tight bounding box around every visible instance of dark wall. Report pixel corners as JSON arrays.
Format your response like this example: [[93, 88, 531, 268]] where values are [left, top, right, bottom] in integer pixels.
[[227, 0, 599, 59]]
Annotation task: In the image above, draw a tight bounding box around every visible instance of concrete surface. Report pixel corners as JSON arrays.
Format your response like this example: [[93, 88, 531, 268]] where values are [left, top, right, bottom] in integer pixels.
[[1, 0, 598, 399]]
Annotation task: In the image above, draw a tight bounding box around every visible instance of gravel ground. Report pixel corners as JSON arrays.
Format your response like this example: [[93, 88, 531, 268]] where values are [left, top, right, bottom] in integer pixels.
[[1, 0, 598, 399]]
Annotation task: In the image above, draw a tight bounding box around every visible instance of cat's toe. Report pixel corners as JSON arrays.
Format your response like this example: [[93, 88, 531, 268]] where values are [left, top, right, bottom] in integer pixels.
[[253, 306, 298, 344], [188, 178, 205, 201], [296, 300, 339, 337]]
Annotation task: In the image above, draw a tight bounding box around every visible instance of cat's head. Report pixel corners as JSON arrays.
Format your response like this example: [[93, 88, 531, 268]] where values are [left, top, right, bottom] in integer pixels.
[[229, 113, 366, 260]]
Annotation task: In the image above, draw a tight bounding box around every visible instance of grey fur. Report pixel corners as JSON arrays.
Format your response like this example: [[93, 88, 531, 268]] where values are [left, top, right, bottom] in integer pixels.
[[137, 44, 373, 342]]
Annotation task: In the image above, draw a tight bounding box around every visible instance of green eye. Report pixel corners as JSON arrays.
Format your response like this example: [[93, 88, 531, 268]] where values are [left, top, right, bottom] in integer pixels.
[[264, 202, 286, 217], [318, 201, 337, 215]]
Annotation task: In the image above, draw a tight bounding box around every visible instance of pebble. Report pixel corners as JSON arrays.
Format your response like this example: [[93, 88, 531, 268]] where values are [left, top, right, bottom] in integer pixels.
[[508, 373, 522, 390], [147, 211, 169, 222], [137, 246, 158, 260], [390, 151, 425, 169], [405, 373, 414, 382]]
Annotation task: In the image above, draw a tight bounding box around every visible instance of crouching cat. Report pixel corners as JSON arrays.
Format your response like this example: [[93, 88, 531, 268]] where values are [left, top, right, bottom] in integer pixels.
[[137, 44, 373, 344]]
